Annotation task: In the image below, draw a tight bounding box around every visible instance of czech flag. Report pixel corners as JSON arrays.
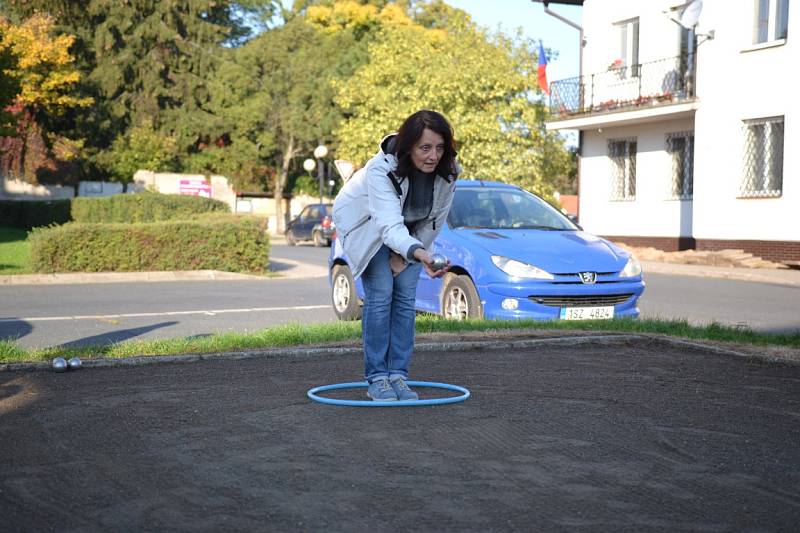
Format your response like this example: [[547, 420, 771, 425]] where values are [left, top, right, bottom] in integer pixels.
[[537, 40, 549, 95]]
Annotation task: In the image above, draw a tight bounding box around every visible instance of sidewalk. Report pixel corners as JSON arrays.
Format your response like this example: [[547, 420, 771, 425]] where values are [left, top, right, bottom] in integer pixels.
[[642, 260, 800, 287]]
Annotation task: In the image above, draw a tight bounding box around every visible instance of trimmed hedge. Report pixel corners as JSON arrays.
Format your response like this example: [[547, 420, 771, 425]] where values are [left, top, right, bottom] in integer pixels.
[[71, 193, 230, 223], [29, 215, 270, 274], [0, 199, 72, 229]]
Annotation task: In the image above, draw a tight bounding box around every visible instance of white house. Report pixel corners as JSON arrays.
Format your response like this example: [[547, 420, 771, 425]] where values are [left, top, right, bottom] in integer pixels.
[[540, 0, 797, 264]]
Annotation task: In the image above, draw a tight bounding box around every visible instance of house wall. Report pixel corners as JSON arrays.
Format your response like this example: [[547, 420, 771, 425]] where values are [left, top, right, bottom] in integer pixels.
[[0, 176, 75, 199], [580, 117, 696, 238], [577, 0, 798, 261], [583, 0, 687, 70], [692, 0, 798, 242]]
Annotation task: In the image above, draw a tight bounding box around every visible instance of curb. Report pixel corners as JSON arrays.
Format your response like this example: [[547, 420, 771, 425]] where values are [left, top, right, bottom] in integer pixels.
[[4, 333, 792, 374], [0, 270, 267, 286], [2, 262, 797, 287]]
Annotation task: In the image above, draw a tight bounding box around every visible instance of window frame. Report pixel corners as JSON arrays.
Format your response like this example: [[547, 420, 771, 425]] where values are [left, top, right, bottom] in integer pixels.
[[608, 138, 637, 202], [615, 17, 640, 78], [753, 0, 790, 44], [740, 116, 784, 199], [666, 131, 695, 200]]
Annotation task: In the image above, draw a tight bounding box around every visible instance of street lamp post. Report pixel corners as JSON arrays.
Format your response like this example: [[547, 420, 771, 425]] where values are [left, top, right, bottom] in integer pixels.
[[314, 144, 328, 205]]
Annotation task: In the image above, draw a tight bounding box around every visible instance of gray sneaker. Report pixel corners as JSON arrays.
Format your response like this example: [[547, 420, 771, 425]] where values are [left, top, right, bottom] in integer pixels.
[[390, 376, 419, 401], [367, 377, 398, 401]]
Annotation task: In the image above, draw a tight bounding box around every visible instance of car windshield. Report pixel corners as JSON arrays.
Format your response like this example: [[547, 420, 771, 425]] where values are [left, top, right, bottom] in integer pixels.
[[447, 187, 577, 231]]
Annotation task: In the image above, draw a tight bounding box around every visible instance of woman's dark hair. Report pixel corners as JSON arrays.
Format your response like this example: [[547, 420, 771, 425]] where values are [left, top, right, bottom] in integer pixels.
[[394, 110, 457, 178]]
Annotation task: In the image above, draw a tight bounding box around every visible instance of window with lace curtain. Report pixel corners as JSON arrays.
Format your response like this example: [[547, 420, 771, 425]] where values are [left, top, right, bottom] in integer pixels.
[[608, 138, 637, 201], [666, 132, 694, 200], [741, 116, 783, 198]]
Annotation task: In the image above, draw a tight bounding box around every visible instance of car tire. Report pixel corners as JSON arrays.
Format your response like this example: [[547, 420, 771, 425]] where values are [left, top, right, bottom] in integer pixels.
[[313, 230, 324, 247], [331, 264, 362, 321], [286, 230, 296, 246], [441, 274, 482, 320]]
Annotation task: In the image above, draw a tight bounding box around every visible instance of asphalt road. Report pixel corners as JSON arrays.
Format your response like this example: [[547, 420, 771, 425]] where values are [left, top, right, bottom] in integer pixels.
[[2, 337, 799, 531], [639, 272, 800, 334], [0, 276, 337, 349], [1, 243, 798, 349]]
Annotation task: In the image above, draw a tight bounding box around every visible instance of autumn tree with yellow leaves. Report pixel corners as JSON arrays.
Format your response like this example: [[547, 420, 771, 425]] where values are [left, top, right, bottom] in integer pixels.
[[0, 13, 92, 184]]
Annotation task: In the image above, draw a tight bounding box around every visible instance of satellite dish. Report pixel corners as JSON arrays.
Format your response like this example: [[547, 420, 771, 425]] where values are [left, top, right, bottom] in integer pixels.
[[679, 0, 703, 28]]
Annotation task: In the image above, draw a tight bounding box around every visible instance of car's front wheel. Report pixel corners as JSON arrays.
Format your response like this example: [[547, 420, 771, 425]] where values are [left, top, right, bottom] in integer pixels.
[[441, 274, 482, 320], [331, 264, 362, 320]]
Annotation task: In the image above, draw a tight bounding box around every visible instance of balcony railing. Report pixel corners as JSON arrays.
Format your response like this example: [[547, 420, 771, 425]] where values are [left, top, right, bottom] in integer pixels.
[[549, 55, 695, 119]]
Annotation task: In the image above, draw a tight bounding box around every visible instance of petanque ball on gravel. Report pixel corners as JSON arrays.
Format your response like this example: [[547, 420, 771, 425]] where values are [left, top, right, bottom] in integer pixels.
[[67, 357, 82, 370], [52, 357, 68, 373], [430, 253, 448, 271]]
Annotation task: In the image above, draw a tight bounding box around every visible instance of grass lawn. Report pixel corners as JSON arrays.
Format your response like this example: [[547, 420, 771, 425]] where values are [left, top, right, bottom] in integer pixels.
[[0, 226, 31, 274], [2, 316, 798, 364]]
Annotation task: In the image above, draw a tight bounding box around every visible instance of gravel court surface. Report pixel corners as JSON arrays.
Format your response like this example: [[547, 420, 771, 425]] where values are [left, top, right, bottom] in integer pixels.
[[1, 337, 799, 532]]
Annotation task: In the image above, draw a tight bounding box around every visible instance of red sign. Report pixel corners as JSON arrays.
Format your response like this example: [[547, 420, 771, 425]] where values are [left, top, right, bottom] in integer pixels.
[[179, 178, 212, 198]]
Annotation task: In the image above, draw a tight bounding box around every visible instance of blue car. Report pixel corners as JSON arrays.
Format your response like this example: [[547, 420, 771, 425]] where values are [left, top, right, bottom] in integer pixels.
[[329, 180, 645, 321]]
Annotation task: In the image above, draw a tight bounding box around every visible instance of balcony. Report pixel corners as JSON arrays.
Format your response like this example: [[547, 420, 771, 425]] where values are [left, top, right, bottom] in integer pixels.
[[547, 56, 699, 129]]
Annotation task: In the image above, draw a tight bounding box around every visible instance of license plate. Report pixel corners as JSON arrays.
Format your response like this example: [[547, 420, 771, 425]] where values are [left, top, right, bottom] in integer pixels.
[[559, 306, 614, 320]]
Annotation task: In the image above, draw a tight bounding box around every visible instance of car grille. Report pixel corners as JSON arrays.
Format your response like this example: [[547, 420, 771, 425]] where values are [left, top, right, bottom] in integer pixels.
[[528, 294, 634, 307], [551, 272, 619, 284]]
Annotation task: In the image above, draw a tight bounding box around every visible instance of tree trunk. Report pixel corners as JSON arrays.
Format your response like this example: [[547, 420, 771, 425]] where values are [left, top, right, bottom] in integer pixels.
[[273, 135, 298, 235]]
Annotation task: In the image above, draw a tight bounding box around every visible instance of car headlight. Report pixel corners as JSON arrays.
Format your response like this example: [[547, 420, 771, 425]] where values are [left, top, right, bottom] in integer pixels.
[[619, 256, 642, 277], [491, 256, 554, 280]]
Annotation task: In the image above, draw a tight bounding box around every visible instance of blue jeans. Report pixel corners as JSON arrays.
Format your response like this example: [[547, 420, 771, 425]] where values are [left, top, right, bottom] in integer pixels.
[[360, 245, 422, 382]]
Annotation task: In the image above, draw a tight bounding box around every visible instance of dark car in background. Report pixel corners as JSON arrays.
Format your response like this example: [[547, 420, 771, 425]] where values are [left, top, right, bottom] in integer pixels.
[[285, 203, 335, 247]]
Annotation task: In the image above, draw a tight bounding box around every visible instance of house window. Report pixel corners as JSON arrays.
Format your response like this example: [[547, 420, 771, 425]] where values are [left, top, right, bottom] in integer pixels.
[[667, 132, 694, 199], [615, 18, 640, 77], [741, 116, 784, 198], [609, 138, 637, 201], [754, 0, 789, 43]]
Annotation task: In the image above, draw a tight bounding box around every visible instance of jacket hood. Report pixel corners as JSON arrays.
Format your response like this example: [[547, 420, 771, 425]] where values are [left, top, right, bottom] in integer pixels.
[[380, 134, 398, 156]]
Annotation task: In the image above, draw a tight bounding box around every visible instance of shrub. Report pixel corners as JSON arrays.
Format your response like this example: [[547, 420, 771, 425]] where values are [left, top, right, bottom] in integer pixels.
[[0, 199, 72, 229], [71, 192, 230, 223], [29, 215, 270, 274]]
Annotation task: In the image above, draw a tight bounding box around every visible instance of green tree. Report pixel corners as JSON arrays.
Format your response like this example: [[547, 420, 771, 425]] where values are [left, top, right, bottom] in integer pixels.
[[95, 119, 179, 182], [334, 5, 573, 197], [204, 16, 367, 231], [1, 0, 280, 180]]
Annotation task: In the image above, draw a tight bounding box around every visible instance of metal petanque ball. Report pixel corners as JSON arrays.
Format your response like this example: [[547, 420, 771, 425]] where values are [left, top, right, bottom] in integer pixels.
[[52, 357, 68, 373], [67, 357, 82, 370], [430, 253, 448, 271]]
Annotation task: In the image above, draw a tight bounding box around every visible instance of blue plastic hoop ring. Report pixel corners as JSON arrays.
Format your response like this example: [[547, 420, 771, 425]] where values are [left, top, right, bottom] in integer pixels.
[[307, 380, 470, 407]]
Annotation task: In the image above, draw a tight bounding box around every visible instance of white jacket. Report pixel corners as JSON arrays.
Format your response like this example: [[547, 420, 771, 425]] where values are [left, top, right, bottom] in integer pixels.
[[332, 135, 458, 279]]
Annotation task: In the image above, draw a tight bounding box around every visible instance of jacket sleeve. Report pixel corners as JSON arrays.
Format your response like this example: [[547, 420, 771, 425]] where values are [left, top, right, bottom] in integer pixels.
[[364, 153, 423, 259]]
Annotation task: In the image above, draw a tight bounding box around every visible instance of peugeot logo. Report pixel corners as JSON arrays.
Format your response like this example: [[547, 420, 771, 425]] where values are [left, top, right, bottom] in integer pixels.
[[579, 272, 597, 284]]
